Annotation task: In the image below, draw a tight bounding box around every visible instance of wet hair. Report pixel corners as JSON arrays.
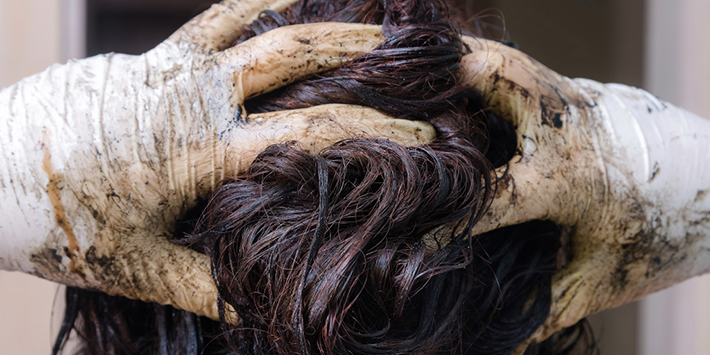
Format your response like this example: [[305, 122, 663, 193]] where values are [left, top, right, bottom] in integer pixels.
[[54, 0, 595, 354]]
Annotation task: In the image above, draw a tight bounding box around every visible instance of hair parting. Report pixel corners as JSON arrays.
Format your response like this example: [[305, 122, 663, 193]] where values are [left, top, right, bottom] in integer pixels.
[[55, 0, 596, 354]]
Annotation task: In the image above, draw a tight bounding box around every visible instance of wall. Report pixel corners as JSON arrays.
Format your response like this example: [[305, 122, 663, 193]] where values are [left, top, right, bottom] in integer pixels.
[[0, 0, 62, 86], [0, 0, 63, 353], [640, 0, 710, 354]]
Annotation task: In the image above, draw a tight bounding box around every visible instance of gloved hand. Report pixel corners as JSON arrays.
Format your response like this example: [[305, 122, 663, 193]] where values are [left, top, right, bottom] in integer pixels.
[[458, 36, 710, 343], [0, 0, 433, 320]]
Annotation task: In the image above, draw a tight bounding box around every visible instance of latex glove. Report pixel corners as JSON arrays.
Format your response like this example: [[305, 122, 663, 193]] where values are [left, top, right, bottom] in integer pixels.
[[0, 0, 433, 320], [459, 36, 710, 344]]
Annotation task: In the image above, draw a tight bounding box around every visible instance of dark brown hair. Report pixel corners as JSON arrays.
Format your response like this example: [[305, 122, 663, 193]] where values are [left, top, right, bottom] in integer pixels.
[[54, 0, 594, 354]]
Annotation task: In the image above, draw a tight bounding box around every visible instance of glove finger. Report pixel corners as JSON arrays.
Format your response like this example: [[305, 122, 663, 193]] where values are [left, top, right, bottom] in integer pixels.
[[223, 104, 436, 173], [473, 159, 557, 235], [460, 36, 578, 144], [90, 235, 222, 321], [208, 23, 383, 110], [422, 158, 553, 251], [169, 0, 298, 52]]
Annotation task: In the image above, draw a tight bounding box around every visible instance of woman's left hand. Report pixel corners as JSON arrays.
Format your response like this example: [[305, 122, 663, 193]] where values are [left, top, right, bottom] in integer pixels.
[[458, 36, 710, 342]]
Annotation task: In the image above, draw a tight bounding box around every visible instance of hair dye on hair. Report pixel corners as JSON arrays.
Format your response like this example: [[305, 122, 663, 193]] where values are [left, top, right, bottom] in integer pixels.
[[54, 0, 595, 354]]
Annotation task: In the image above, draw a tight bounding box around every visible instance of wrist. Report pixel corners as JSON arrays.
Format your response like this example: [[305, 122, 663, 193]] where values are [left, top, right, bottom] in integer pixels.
[[0, 56, 113, 272], [585, 80, 710, 228]]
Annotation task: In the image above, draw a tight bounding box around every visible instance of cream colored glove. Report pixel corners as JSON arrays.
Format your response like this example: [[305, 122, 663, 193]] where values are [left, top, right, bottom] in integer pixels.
[[0, 0, 432, 320], [5, 2, 707, 341], [459, 37, 710, 344]]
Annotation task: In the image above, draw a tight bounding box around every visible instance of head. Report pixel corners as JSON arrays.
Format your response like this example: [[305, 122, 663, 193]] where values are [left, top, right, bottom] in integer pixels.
[[55, 1, 608, 354]]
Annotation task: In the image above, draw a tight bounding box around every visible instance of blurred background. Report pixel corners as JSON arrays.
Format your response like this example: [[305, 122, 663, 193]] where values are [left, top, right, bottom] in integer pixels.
[[0, 0, 708, 354]]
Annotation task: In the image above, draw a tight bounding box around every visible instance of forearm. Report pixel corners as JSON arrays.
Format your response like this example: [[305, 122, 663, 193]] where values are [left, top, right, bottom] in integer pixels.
[[0, 51, 223, 318], [545, 80, 710, 335], [590, 80, 710, 276], [0, 50, 217, 272], [0, 55, 116, 273]]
